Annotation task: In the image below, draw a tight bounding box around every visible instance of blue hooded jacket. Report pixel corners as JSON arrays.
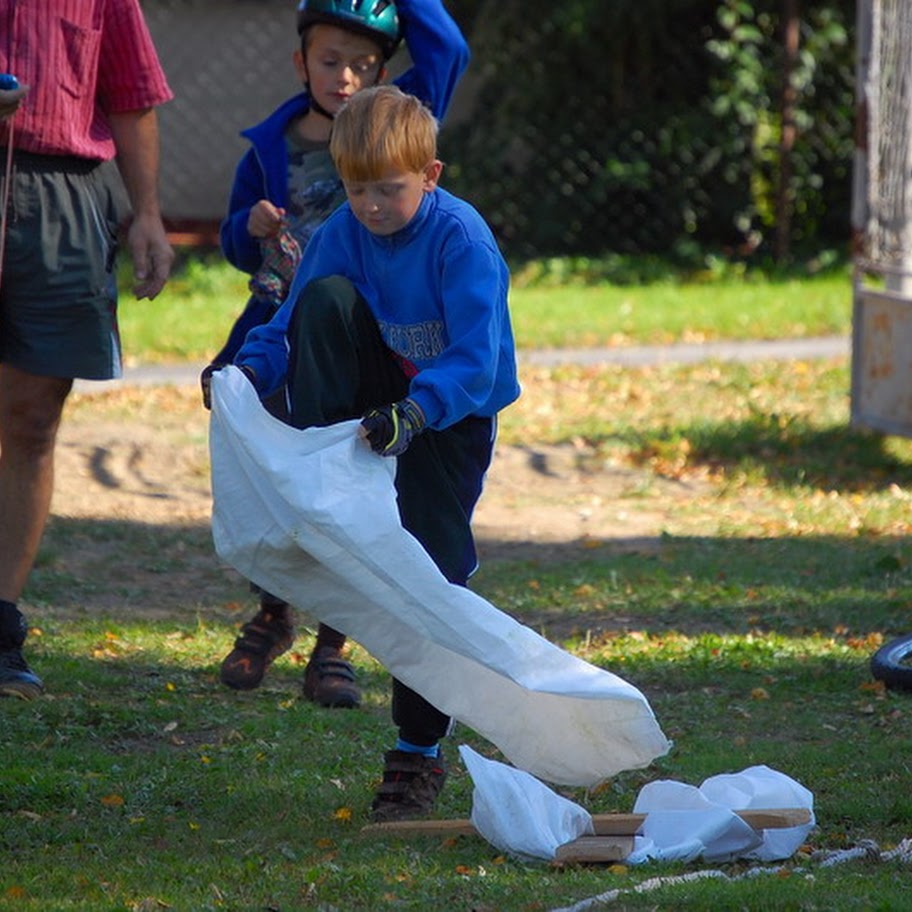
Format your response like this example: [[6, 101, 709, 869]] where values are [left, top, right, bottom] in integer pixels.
[[219, 0, 470, 276], [236, 188, 520, 430]]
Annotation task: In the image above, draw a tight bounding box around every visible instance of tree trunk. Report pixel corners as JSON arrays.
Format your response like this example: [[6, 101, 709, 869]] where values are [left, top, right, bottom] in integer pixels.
[[776, 0, 800, 263]]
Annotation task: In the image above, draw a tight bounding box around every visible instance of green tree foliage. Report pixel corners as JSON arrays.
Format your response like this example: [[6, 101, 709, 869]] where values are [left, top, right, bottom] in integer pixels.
[[441, 0, 855, 263]]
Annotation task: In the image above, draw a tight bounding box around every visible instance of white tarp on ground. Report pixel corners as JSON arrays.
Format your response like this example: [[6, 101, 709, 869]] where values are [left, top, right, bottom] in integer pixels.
[[629, 765, 815, 863], [459, 746, 815, 864], [209, 367, 670, 786]]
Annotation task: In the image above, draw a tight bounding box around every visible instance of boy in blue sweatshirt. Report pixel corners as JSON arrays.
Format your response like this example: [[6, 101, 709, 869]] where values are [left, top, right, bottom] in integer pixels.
[[208, 0, 469, 706], [232, 84, 520, 821]]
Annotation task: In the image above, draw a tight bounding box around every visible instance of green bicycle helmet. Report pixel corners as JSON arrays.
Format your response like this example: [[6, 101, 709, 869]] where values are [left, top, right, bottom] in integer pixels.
[[296, 0, 402, 60]]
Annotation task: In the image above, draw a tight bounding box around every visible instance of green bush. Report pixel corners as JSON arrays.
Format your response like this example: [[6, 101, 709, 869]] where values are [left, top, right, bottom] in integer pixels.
[[443, 0, 855, 262]]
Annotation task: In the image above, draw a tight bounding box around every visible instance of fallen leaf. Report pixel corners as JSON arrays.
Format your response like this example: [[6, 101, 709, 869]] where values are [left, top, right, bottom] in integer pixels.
[[132, 899, 172, 911]]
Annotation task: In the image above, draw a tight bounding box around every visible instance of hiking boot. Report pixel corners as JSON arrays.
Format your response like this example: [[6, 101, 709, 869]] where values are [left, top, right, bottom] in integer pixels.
[[302, 645, 361, 708], [0, 646, 44, 700], [220, 602, 294, 690], [370, 749, 447, 823]]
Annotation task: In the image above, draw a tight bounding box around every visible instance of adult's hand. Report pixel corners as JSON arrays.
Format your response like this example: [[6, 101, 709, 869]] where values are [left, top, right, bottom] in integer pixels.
[[108, 108, 175, 299], [127, 212, 175, 300], [0, 83, 28, 122]]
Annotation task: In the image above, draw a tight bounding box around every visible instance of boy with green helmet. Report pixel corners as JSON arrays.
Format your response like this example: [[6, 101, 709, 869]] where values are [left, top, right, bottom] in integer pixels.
[[207, 0, 469, 709], [297, 0, 402, 60]]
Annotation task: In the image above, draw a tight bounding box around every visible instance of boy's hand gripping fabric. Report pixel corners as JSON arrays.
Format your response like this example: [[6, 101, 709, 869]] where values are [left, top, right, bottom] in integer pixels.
[[361, 398, 426, 456], [201, 363, 256, 410]]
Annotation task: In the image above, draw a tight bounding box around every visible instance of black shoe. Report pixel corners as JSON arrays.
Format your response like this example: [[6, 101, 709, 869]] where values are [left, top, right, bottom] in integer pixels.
[[302, 645, 361, 708], [219, 602, 295, 690], [0, 646, 44, 699], [370, 749, 447, 822]]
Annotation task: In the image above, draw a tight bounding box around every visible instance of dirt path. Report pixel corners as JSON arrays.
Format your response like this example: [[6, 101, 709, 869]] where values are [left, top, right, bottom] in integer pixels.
[[54, 386, 703, 569], [38, 377, 708, 634], [39, 391, 698, 634]]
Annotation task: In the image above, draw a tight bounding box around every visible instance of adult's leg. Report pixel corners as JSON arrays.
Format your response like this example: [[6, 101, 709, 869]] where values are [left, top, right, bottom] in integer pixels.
[[0, 365, 71, 698], [0, 155, 119, 699], [0, 365, 72, 602]]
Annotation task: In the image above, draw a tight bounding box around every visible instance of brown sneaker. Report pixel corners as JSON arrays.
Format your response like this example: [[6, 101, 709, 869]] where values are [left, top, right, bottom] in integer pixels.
[[301, 645, 361, 708], [219, 602, 294, 690], [370, 749, 447, 823]]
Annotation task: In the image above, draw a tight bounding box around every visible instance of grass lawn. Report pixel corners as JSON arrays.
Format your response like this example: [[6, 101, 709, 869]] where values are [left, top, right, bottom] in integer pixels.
[[4, 263, 912, 909], [115, 254, 853, 363]]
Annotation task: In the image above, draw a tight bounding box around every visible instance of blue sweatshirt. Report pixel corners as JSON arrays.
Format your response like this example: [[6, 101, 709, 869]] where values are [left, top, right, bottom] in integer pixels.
[[219, 0, 470, 276], [236, 188, 521, 430]]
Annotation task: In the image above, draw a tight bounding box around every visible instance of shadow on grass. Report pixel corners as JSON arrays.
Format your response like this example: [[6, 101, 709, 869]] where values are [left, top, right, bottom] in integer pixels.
[[30, 516, 912, 648], [603, 418, 912, 492], [472, 532, 912, 644], [28, 515, 245, 617]]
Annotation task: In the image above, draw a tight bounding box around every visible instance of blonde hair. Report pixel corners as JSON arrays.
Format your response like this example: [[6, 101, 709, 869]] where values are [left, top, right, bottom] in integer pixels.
[[330, 85, 438, 182]]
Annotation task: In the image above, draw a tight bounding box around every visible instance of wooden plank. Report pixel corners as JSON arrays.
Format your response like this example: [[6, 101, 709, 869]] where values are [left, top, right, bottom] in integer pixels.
[[362, 807, 811, 839], [590, 807, 812, 835], [553, 836, 635, 864], [363, 818, 479, 838]]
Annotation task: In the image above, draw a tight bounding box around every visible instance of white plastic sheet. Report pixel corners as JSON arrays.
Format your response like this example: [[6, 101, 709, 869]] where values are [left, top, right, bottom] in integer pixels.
[[209, 367, 670, 786], [458, 750, 814, 864], [459, 745, 594, 861], [629, 765, 815, 864]]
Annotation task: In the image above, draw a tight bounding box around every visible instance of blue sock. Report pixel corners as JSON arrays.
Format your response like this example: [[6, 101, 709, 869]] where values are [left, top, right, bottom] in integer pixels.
[[395, 738, 439, 758]]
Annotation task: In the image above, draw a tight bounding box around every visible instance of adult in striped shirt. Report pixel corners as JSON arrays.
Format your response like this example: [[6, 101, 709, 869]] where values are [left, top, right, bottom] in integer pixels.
[[0, 0, 175, 700]]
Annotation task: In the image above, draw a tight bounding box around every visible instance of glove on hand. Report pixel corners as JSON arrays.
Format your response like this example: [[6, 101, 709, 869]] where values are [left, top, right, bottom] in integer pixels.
[[200, 363, 256, 411], [199, 362, 224, 410], [360, 398, 426, 457]]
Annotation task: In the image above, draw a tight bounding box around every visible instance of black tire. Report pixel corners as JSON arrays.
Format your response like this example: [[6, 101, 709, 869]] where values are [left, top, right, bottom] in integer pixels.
[[870, 634, 912, 692]]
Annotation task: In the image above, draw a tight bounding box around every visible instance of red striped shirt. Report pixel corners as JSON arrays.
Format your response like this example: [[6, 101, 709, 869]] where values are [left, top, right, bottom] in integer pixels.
[[0, 0, 173, 160]]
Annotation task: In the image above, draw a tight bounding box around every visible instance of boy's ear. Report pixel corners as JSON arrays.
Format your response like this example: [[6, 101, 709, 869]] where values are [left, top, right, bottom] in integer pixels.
[[293, 49, 308, 84], [423, 160, 444, 190]]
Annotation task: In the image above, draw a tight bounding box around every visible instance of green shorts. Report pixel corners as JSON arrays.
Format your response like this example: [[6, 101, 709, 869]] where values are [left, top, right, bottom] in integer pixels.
[[0, 151, 123, 380]]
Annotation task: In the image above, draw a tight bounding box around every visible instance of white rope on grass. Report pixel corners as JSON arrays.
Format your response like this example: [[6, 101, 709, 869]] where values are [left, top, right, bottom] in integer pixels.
[[549, 839, 912, 912], [815, 839, 880, 868], [881, 838, 912, 863], [548, 868, 790, 912]]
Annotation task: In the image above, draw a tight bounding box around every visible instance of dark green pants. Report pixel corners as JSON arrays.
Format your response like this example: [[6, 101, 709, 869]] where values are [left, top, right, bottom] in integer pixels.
[[286, 276, 494, 745], [0, 152, 121, 379]]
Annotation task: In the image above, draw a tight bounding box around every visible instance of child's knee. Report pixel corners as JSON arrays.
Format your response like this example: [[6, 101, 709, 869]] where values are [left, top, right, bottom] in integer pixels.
[[295, 275, 358, 319], [290, 275, 373, 338]]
